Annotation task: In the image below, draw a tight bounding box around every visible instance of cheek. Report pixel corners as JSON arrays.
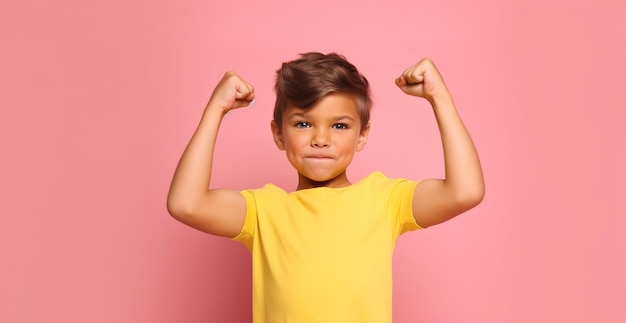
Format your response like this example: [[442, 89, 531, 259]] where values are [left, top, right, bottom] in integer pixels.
[[283, 133, 307, 149], [338, 137, 360, 151]]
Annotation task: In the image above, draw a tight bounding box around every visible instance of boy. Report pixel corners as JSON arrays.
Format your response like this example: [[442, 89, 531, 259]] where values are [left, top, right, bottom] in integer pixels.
[[167, 52, 484, 322]]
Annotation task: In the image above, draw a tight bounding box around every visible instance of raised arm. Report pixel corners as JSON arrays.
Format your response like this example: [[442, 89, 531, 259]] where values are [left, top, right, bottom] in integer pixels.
[[167, 71, 254, 237], [395, 58, 485, 228]]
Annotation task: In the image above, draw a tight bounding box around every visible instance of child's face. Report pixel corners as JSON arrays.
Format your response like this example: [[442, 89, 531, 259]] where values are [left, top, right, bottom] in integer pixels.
[[271, 93, 369, 190]]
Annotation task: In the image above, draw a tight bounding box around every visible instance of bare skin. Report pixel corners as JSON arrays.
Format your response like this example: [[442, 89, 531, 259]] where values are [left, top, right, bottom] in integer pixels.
[[166, 71, 253, 237], [396, 58, 484, 227], [167, 59, 484, 237], [271, 93, 370, 190]]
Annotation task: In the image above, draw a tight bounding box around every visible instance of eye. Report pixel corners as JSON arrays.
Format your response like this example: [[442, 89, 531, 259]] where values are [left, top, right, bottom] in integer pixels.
[[332, 123, 349, 130], [294, 121, 311, 128]]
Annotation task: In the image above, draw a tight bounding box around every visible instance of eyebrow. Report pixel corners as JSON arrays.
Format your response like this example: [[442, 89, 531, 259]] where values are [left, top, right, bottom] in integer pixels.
[[288, 112, 356, 122]]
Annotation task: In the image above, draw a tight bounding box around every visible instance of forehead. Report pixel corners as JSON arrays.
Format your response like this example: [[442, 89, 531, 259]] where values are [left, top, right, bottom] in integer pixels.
[[284, 93, 359, 119]]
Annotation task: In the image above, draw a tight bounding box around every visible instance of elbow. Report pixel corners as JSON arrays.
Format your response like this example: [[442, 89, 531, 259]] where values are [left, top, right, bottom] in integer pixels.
[[166, 200, 185, 220], [166, 196, 196, 221], [456, 185, 485, 210]]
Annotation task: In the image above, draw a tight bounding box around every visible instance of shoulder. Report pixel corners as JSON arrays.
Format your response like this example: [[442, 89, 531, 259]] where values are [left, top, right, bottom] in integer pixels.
[[245, 183, 287, 193], [358, 171, 417, 190], [241, 183, 289, 202]]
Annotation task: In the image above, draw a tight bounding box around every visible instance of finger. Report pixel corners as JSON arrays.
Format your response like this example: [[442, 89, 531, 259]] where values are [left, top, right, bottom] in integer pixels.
[[232, 96, 255, 109], [239, 92, 255, 102], [245, 92, 256, 102], [235, 82, 255, 101], [243, 82, 255, 101], [395, 75, 407, 87], [402, 65, 425, 85], [404, 74, 424, 85]]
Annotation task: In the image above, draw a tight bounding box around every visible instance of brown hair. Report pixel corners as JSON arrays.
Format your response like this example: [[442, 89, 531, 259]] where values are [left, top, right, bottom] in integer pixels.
[[273, 52, 371, 131]]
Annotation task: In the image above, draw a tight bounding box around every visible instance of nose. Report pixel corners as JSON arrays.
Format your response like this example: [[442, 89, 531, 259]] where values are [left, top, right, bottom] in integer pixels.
[[311, 128, 330, 148]]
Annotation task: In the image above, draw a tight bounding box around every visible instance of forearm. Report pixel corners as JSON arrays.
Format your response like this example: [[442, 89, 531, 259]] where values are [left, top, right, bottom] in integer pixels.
[[430, 92, 485, 201], [167, 106, 225, 214]]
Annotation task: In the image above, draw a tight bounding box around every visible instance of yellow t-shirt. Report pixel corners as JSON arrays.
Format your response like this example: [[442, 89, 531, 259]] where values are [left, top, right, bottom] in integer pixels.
[[233, 171, 421, 323]]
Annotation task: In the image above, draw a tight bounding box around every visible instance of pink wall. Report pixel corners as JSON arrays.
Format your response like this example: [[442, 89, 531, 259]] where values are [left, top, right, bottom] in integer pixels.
[[1, 0, 624, 322]]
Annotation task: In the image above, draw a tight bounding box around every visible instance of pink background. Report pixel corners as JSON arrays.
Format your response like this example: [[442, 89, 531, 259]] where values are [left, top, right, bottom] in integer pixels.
[[1, 0, 625, 322]]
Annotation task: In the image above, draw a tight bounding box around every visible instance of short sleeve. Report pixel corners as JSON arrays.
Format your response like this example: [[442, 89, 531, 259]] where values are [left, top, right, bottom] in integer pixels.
[[388, 178, 423, 236], [231, 189, 257, 251]]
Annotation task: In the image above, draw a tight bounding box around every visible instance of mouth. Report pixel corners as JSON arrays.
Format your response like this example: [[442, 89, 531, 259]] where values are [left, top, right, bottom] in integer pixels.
[[305, 155, 333, 159]]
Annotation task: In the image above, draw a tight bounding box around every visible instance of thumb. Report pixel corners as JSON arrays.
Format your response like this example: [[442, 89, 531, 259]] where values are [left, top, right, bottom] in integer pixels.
[[395, 75, 408, 87], [235, 83, 254, 101], [402, 74, 425, 85]]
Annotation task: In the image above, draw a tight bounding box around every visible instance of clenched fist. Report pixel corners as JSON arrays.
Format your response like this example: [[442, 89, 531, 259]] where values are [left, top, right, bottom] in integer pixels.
[[207, 71, 255, 114], [395, 58, 450, 104]]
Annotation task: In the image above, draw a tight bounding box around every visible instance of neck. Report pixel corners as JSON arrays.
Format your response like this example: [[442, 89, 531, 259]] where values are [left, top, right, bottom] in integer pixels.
[[296, 172, 351, 190]]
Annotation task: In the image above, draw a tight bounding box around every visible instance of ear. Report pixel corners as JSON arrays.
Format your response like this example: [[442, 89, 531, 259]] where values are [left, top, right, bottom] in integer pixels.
[[355, 122, 370, 152], [271, 120, 285, 150]]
